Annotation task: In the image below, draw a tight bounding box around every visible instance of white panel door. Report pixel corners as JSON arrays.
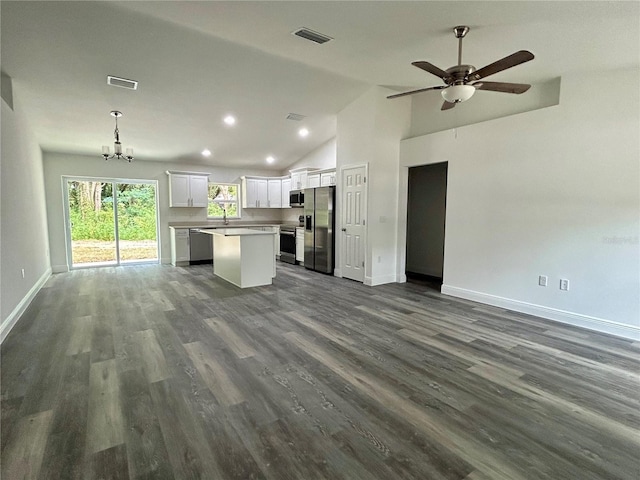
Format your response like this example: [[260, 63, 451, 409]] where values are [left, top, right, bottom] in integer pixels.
[[341, 165, 366, 282]]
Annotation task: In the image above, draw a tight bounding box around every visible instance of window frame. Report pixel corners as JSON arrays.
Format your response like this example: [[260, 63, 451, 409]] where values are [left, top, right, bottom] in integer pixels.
[[207, 182, 241, 219]]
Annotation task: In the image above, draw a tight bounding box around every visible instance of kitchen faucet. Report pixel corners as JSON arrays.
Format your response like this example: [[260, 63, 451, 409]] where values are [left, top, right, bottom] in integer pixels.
[[223, 207, 229, 225]]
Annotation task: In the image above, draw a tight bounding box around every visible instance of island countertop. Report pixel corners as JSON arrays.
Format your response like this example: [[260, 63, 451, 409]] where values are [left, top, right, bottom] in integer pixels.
[[197, 228, 276, 236]]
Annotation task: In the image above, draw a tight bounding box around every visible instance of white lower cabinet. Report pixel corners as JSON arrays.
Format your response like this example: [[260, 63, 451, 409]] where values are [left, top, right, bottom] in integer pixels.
[[295, 227, 304, 263], [170, 228, 190, 266]]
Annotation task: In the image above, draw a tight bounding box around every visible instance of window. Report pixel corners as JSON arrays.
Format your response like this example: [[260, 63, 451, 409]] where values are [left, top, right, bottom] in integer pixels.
[[208, 183, 240, 218]]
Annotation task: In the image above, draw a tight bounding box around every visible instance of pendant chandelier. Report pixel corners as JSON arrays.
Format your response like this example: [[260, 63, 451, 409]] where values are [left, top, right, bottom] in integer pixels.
[[101, 110, 134, 162]]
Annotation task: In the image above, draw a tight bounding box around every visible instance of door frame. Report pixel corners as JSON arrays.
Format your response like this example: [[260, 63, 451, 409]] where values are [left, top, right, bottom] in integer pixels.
[[62, 176, 160, 269], [335, 163, 368, 281]]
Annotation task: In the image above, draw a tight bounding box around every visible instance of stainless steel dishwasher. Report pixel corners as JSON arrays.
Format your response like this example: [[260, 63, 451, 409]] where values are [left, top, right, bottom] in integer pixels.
[[189, 229, 213, 264]]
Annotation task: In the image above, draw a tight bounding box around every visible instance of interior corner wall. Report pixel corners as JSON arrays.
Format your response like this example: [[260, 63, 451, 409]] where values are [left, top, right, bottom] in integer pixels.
[[42, 153, 281, 272], [336, 86, 411, 285], [1, 97, 51, 335], [398, 68, 640, 339]]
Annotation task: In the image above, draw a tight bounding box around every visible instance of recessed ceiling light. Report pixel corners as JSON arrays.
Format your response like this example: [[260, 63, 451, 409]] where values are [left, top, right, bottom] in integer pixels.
[[266, 156, 275, 164], [201, 149, 211, 157], [298, 128, 309, 138], [223, 115, 236, 126]]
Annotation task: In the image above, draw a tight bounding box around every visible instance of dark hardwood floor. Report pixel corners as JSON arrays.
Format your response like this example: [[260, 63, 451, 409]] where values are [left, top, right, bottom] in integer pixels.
[[1, 262, 639, 479]]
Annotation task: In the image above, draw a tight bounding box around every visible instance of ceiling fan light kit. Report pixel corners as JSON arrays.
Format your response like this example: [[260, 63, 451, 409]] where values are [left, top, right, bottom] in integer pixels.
[[388, 26, 534, 110]]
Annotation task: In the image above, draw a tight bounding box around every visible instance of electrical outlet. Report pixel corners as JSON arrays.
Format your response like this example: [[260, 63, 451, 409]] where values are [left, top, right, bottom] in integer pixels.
[[21, 268, 25, 278], [560, 279, 570, 291], [538, 275, 548, 287]]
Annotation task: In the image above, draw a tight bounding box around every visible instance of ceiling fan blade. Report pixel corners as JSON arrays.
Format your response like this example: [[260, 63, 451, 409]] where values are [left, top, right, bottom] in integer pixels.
[[441, 101, 456, 111], [412, 61, 452, 83], [387, 85, 445, 99], [473, 81, 531, 94], [467, 50, 534, 81]]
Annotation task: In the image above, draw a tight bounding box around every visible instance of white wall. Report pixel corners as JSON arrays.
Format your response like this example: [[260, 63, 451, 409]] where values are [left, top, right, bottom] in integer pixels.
[[398, 68, 640, 339], [1, 96, 51, 339], [336, 86, 411, 284], [43, 153, 281, 271]]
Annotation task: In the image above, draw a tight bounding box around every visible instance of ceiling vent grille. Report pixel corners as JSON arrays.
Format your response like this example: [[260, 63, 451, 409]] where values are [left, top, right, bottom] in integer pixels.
[[292, 27, 333, 45], [107, 75, 138, 90], [286, 113, 306, 121]]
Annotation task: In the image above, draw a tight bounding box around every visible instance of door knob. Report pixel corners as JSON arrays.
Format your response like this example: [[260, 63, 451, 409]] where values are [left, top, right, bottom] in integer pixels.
[[341, 228, 347, 232]]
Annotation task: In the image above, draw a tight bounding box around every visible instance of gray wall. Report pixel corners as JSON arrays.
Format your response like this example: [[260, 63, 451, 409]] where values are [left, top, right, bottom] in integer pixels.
[[406, 162, 447, 278], [1, 95, 51, 328]]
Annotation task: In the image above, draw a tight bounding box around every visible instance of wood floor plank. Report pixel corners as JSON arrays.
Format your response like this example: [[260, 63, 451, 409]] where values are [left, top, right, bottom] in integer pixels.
[[183, 341, 245, 406], [131, 329, 170, 383], [86, 359, 125, 454], [204, 317, 257, 358], [66, 315, 93, 356], [0, 409, 53, 480]]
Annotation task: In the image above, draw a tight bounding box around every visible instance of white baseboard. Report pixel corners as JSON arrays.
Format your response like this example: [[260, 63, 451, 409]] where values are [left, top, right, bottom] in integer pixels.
[[1, 267, 52, 343], [365, 273, 398, 287], [52, 264, 68, 273], [441, 285, 640, 341]]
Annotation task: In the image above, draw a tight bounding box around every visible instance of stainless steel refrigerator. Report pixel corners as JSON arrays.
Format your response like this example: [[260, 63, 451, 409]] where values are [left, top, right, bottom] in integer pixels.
[[304, 186, 335, 274]]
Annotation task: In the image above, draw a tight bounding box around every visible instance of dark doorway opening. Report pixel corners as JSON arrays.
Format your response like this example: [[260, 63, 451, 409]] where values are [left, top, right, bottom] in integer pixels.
[[406, 162, 448, 292]]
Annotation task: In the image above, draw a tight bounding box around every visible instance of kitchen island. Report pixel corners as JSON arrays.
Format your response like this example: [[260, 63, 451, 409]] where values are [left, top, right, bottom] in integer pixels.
[[198, 228, 276, 288]]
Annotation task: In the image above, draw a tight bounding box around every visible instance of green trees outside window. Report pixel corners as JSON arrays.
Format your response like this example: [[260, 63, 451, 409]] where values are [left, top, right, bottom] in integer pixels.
[[208, 183, 239, 218]]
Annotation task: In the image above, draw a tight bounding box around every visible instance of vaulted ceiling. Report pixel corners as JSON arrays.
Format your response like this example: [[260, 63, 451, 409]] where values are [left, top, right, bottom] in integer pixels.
[[2, 1, 638, 170]]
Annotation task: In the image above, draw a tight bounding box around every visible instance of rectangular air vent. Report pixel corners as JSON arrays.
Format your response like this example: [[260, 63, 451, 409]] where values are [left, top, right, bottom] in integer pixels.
[[292, 27, 333, 45], [107, 75, 138, 90], [286, 113, 306, 122]]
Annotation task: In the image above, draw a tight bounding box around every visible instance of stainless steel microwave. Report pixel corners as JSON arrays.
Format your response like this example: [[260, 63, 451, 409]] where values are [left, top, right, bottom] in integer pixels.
[[289, 189, 304, 207]]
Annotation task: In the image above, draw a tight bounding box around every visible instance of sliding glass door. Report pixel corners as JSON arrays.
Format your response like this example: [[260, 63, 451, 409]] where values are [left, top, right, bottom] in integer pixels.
[[65, 178, 159, 268]]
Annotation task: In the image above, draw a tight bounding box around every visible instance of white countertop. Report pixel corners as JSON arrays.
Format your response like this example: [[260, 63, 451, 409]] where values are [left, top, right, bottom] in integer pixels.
[[198, 228, 276, 236]]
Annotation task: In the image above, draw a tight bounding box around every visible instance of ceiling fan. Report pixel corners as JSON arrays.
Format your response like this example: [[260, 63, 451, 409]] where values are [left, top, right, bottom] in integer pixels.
[[388, 26, 534, 110]]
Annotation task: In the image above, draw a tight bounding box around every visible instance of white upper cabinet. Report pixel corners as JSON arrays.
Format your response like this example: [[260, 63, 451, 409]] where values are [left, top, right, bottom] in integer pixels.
[[281, 177, 291, 208], [307, 173, 320, 188], [320, 169, 336, 186], [242, 177, 271, 208], [289, 167, 320, 190], [268, 179, 282, 208], [167, 171, 210, 207]]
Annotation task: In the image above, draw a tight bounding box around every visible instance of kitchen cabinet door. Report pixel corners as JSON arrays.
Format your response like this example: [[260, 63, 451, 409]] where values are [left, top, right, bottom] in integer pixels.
[[291, 172, 302, 190], [281, 178, 291, 207], [256, 179, 268, 208], [296, 228, 304, 263], [307, 173, 320, 188], [268, 179, 282, 208], [189, 175, 209, 207], [170, 228, 190, 265], [169, 174, 190, 207], [321, 170, 336, 186]]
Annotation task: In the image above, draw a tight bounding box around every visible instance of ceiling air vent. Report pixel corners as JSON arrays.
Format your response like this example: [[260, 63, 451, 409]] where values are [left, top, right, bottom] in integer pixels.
[[107, 75, 138, 90], [286, 113, 306, 122], [292, 27, 333, 45]]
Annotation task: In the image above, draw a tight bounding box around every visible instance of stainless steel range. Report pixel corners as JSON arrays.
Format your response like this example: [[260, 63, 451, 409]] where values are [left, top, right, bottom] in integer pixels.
[[279, 225, 297, 264]]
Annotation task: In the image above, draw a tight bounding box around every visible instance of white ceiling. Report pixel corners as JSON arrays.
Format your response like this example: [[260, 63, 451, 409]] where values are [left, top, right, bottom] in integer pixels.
[[2, 1, 638, 170]]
